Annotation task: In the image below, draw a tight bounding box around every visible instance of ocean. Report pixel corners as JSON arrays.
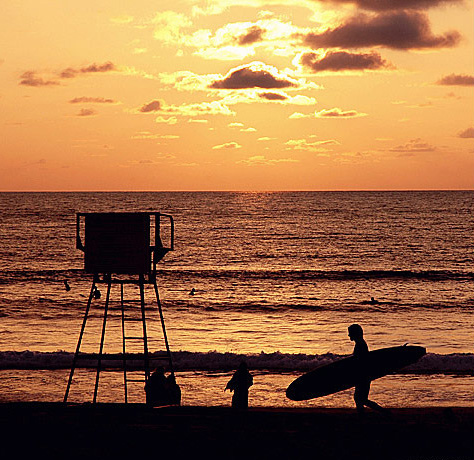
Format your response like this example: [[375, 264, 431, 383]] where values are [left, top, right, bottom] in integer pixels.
[[0, 191, 473, 408]]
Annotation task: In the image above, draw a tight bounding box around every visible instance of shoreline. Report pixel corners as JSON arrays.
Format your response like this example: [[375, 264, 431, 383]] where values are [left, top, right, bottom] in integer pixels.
[[1, 403, 472, 459]]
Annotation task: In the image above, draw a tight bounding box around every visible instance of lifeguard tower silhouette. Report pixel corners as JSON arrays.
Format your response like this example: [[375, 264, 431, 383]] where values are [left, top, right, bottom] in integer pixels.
[[64, 212, 176, 404]]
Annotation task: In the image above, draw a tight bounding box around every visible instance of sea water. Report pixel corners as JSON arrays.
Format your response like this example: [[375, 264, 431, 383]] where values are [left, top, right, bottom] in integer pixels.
[[0, 191, 473, 407]]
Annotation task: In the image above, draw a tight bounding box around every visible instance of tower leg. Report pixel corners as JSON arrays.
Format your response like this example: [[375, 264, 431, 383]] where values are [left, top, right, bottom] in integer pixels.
[[64, 282, 96, 403], [120, 282, 128, 403], [153, 280, 174, 375], [93, 278, 111, 403], [139, 275, 150, 382]]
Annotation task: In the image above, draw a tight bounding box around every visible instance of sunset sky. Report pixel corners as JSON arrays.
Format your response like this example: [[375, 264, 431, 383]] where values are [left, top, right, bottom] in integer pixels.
[[1, 0, 473, 191]]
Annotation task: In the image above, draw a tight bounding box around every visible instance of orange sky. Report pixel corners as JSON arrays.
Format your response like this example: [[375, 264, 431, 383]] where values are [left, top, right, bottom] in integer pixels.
[[1, 0, 473, 191]]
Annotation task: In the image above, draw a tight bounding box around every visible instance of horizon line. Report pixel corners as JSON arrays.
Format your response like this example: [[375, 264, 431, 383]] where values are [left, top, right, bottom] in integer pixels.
[[0, 189, 472, 193]]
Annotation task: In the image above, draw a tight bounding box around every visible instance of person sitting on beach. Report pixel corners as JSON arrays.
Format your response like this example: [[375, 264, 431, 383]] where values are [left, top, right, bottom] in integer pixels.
[[348, 324, 389, 416], [145, 367, 181, 407], [145, 367, 167, 406], [225, 361, 253, 410], [164, 373, 181, 406]]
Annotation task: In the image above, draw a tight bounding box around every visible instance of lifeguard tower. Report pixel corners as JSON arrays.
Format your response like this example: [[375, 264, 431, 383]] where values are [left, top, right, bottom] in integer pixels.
[[64, 212, 176, 404]]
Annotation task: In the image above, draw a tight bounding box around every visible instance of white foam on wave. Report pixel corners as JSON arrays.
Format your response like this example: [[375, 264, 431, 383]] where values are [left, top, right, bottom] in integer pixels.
[[0, 350, 473, 374]]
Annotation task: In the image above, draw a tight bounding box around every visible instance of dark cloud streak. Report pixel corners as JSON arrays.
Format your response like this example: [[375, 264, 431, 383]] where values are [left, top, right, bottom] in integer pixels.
[[458, 127, 474, 138], [19, 71, 59, 87], [301, 51, 390, 72], [210, 64, 297, 89], [436, 74, 474, 86], [69, 97, 116, 104], [237, 26, 265, 45], [259, 92, 288, 101], [389, 138, 436, 152], [139, 100, 162, 112], [303, 11, 461, 50], [314, 0, 463, 11], [77, 108, 97, 117], [60, 62, 116, 79], [19, 62, 117, 88]]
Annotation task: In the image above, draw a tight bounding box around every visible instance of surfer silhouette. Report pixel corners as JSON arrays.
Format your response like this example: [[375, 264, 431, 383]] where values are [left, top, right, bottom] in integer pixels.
[[225, 361, 253, 409], [348, 324, 389, 416]]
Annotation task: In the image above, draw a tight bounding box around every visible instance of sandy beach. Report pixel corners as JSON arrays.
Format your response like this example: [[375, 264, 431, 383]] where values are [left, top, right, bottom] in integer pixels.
[[1, 403, 472, 459]]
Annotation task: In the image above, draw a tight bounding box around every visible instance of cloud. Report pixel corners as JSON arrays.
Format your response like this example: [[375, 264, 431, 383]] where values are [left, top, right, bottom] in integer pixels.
[[159, 70, 217, 92], [125, 153, 177, 167], [131, 132, 180, 140], [315, 108, 367, 118], [300, 51, 390, 72], [20, 62, 117, 87], [110, 15, 134, 24], [182, 18, 302, 61], [152, 11, 193, 44], [389, 138, 436, 153], [289, 112, 310, 119], [236, 155, 299, 166], [259, 92, 288, 101], [69, 97, 116, 104], [458, 128, 474, 138], [212, 142, 242, 149], [77, 108, 97, 117], [59, 62, 116, 78], [237, 25, 265, 45], [210, 62, 299, 89], [436, 74, 474, 86], [160, 67, 318, 93], [220, 91, 317, 106], [155, 116, 178, 124], [164, 101, 235, 117], [302, 11, 461, 50], [285, 138, 340, 150], [139, 100, 162, 113], [196, 45, 256, 60], [19, 71, 59, 87], [315, 0, 463, 11]]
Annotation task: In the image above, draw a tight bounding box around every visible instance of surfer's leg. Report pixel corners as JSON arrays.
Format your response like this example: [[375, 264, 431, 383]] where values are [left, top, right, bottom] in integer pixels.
[[366, 399, 391, 415], [363, 381, 391, 415], [354, 384, 368, 415]]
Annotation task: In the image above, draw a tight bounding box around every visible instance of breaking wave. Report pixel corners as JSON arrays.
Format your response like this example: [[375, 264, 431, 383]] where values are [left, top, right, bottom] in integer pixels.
[[0, 350, 472, 375]]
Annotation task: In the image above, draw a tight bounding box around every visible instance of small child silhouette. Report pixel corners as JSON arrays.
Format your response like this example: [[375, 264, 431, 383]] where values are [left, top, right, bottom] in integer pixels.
[[225, 361, 253, 409]]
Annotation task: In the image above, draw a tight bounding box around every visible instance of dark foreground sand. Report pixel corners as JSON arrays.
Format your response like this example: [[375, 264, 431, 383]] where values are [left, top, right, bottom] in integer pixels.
[[1, 403, 472, 460]]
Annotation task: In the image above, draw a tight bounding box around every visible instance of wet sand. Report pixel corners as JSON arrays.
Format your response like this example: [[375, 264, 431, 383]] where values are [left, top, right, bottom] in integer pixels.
[[1, 403, 472, 459]]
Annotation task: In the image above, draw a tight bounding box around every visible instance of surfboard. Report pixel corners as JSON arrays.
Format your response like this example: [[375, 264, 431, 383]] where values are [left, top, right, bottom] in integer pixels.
[[286, 345, 426, 401]]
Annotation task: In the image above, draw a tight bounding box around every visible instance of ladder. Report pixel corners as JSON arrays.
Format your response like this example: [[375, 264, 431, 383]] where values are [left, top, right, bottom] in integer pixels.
[[63, 275, 174, 404]]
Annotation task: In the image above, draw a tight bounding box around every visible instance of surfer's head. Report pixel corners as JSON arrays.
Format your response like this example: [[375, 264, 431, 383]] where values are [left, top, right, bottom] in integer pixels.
[[348, 323, 364, 341]]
